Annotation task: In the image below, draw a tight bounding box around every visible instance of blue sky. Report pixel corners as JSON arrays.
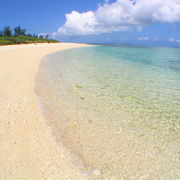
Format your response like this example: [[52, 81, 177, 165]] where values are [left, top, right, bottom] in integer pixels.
[[0, 0, 102, 34], [0, 0, 180, 47]]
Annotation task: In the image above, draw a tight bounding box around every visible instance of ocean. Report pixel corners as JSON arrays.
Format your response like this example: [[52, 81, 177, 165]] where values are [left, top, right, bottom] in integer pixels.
[[36, 45, 180, 179]]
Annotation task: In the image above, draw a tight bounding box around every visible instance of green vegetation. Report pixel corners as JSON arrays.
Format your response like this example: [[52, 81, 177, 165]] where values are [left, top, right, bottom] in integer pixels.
[[0, 26, 58, 45], [0, 36, 58, 45]]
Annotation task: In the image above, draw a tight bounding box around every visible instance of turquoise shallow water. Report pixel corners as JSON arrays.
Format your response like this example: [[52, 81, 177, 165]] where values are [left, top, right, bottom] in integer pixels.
[[36, 45, 180, 179]]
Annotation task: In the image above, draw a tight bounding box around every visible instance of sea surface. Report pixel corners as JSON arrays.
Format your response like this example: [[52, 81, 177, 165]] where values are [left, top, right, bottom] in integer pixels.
[[36, 45, 180, 180]]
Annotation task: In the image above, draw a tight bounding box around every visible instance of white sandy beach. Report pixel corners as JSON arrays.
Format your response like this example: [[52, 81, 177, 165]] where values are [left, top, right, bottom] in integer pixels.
[[0, 43, 91, 179], [0, 43, 179, 180]]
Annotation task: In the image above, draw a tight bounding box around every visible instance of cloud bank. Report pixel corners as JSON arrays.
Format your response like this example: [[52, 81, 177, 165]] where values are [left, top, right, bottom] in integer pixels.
[[168, 37, 180, 43], [54, 0, 180, 36], [138, 37, 149, 41]]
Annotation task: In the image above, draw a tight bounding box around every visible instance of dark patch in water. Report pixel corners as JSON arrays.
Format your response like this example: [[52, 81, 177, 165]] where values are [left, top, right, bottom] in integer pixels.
[[80, 97, 85, 100], [168, 60, 180, 63], [76, 85, 83, 88], [169, 66, 180, 72]]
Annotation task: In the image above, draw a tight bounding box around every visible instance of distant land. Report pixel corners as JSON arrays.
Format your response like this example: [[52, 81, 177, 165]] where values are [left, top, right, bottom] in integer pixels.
[[0, 26, 59, 45], [89, 43, 180, 49]]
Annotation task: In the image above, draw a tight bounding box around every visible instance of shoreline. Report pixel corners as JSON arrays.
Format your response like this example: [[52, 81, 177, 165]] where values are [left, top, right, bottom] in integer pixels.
[[0, 42, 59, 47], [34, 45, 180, 179], [0, 43, 92, 179]]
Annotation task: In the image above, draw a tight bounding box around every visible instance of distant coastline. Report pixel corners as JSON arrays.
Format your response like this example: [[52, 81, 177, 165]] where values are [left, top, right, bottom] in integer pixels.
[[0, 36, 59, 46], [0, 26, 58, 45], [89, 42, 180, 49], [0, 37, 59, 46]]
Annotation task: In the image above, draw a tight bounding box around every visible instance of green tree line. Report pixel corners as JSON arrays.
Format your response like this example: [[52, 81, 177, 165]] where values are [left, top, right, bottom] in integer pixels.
[[0, 26, 58, 45], [0, 26, 49, 39]]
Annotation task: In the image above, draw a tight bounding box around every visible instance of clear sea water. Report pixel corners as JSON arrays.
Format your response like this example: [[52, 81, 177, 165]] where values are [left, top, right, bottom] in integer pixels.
[[36, 45, 180, 180]]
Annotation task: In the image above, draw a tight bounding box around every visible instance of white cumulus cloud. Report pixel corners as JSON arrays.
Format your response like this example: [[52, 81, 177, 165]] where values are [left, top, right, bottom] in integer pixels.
[[54, 0, 180, 36], [138, 37, 149, 41], [57, 11, 97, 35], [168, 37, 180, 43]]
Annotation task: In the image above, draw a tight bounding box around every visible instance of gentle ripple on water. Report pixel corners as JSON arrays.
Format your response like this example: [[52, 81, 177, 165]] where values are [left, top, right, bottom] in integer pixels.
[[36, 45, 180, 179]]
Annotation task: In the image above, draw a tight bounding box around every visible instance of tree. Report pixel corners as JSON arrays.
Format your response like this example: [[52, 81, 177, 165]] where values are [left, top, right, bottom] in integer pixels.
[[45, 34, 49, 39], [14, 26, 20, 36], [0, 30, 3, 36], [27, 33, 32, 37], [14, 26, 26, 36], [39, 35, 43, 39], [33, 34, 38, 38], [3, 26, 12, 36], [21, 28, 26, 36]]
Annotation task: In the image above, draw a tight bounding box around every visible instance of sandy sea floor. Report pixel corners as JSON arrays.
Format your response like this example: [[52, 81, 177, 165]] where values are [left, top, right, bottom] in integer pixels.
[[35, 46, 180, 180]]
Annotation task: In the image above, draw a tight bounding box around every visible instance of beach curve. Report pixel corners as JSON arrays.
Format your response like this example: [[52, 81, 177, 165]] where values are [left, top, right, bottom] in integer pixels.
[[0, 43, 92, 179]]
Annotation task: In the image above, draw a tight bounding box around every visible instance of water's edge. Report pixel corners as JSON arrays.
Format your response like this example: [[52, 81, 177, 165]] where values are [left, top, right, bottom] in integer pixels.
[[34, 46, 180, 180], [34, 48, 99, 179]]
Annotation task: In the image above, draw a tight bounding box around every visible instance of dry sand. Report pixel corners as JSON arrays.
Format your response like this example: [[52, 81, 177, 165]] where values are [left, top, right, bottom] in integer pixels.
[[0, 43, 92, 180]]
